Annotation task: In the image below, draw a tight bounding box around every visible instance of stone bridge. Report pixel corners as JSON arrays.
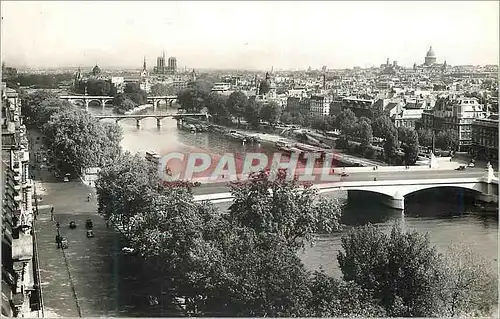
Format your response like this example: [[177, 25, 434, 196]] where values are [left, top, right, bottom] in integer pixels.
[[94, 113, 208, 128], [59, 95, 177, 110], [192, 167, 499, 210]]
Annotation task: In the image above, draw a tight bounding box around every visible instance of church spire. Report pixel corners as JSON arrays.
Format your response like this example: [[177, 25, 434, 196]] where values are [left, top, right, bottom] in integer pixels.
[[143, 56, 147, 70]]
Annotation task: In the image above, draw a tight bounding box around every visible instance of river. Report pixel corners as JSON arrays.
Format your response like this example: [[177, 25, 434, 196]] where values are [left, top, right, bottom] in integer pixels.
[[91, 105, 498, 277]]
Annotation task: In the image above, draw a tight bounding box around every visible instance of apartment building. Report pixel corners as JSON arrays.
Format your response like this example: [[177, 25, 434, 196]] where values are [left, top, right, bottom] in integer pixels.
[[1, 83, 39, 317], [342, 97, 386, 119], [309, 95, 333, 117], [422, 96, 487, 151], [471, 114, 498, 161]]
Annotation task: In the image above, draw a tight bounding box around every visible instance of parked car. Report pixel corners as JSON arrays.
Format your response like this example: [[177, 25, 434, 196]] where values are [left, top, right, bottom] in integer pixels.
[[468, 162, 475, 167], [341, 172, 349, 177], [455, 165, 466, 171]]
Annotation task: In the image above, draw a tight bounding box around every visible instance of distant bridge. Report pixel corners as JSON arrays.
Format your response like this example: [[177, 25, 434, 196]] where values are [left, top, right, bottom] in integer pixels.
[[59, 95, 178, 110], [94, 113, 208, 127]]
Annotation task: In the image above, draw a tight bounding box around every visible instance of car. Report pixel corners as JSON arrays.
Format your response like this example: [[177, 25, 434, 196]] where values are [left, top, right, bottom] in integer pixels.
[[341, 172, 349, 177], [455, 165, 466, 171], [63, 176, 69, 182], [468, 162, 475, 168]]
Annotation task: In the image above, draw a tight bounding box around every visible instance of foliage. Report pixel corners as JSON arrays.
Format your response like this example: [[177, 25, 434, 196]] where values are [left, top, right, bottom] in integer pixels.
[[310, 116, 328, 132], [435, 244, 498, 317], [338, 223, 443, 317], [436, 129, 458, 151], [307, 271, 387, 317], [280, 111, 293, 124], [7, 72, 74, 89], [417, 128, 434, 148], [150, 83, 176, 96], [205, 92, 230, 124], [244, 99, 262, 128], [227, 169, 343, 249], [336, 109, 357, 137], [95, 152, 159, 231], [115, 98, 136, 114], [226, 91, 248, 124], [372, 115, 397, 139], [356, 119, 373, 149], [86, 79, 112, 96], [207, 230, 313, 317], [21, 91, 61, 125], [383, 131, 399, 164], [177, 87, 207, 113], [398, 127, 420, 165], [259, 101, 282, 125], [42, 107, 122, 174]]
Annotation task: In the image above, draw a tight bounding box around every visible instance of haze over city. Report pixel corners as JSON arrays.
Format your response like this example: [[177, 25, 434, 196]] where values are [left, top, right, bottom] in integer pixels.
[[1, 0, 499, 70]]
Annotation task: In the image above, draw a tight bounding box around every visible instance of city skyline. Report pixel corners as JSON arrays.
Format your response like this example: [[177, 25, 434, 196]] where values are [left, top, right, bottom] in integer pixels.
[[1, 1, 499, 70]]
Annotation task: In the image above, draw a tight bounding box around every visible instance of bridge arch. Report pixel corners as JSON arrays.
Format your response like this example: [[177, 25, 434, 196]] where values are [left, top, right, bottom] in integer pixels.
[[404, 185, 483, 198]]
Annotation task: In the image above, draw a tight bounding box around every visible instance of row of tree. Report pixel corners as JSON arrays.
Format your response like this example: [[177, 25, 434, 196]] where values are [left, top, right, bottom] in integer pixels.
[[95, 155, 498, 317], [21, 90, 123, 175]]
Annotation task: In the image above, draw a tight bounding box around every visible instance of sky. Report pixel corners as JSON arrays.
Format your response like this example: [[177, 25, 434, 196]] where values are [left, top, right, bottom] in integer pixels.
[[1, 1, 499, 70]]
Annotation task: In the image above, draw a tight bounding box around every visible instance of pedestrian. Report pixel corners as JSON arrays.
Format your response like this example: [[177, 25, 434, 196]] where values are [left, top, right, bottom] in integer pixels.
[[106, 220, 109, 228], [50, 207, 54, 221], [87, 193, 91, 202]]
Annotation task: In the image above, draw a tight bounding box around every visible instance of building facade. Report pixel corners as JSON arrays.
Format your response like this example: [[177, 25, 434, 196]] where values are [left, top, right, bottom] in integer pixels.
[[309, 95, 333, 117], [422, 96, 488, 152], [471, 114, 498, 161], [2, 83, 39, 317]]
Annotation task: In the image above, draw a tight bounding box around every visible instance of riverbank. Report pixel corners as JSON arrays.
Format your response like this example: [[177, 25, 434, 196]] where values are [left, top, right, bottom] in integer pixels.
[[187, 120, 387, 168], [28, 128, 185, 317]]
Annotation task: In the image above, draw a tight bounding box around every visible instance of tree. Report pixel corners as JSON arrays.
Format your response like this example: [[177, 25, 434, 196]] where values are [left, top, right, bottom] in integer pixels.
[[86, 79, 112, 96], [398, 127, 419, 165], [372, 115, 397, 139], [95, 152, 159, 231], [417, 128, 434, 148], [227, 169, 343, 249], [21, 90, 59, 125], [115, 98, 135, 114], [259, 101, 282, 126], [42, 108, 120, 174], [124, 82, 141, 94], [336, 109, 357, 138], [150, 83, 170, 96], [280, 111, 293, 124], [307, 271, 386, 317], [435, 244, 498, 317], [177, 87, 207, 113], [226, 91, 248, 125], [35, 98, 74, 127], [383, 131, 399, 164], [127, 91, 147, 106], [207, 230, 313, 317], [357, 120, 373, 150], [338, 223, 443, 317], [206, 92, 230, 123], [436, 129, 458, 151], [311, 116, 328, 132], [244, 99, 262, 128]]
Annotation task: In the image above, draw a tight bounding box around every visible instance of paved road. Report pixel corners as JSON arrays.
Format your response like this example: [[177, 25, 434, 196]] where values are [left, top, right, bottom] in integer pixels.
[[192, 168, 488, 195], [30, 130, 183, 317]]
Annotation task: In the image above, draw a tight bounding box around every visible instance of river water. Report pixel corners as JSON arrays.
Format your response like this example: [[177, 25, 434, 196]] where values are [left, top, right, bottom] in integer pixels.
[[91, 106, 498, 278]]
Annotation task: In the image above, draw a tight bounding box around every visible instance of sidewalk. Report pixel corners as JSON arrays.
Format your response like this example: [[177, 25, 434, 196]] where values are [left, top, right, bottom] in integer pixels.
[[30, 129, 183, 317]]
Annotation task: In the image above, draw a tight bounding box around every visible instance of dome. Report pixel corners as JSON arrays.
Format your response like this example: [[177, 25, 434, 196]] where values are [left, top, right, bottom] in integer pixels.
[[92, 65, 101, 75], [426, 46, 436, 58]]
